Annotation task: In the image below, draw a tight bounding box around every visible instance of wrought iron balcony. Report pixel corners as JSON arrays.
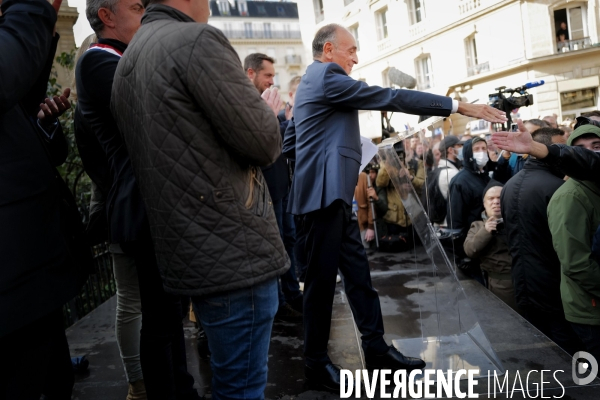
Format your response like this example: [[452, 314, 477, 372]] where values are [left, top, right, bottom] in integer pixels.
[[557, 37, 592, 53], [222, 30, 302, 40], [467, 61, 490, 77]]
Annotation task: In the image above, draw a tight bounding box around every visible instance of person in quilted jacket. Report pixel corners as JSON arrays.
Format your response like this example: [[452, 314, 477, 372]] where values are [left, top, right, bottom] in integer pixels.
[[110, 0, 288, 398]]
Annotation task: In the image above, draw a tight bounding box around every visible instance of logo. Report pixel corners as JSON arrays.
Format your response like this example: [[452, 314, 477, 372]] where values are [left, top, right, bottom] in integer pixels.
[[572, 351, 598, 385]]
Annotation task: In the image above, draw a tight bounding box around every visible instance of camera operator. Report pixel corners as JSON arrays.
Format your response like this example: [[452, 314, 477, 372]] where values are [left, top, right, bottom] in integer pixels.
[[464, 181, 518, 312], [500, 127, 581, 355], [548, 125, 600, 361]]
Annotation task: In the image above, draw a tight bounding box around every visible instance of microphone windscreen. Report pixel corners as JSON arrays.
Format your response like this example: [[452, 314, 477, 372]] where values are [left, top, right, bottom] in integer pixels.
[[388, 67, 417, 89]]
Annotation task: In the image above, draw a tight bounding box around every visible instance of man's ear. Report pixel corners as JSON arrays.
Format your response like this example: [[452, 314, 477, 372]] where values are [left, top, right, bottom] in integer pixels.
[[98, 7, 116, 29], [246, 68, 255, 80], [323, 42, 334, 59]]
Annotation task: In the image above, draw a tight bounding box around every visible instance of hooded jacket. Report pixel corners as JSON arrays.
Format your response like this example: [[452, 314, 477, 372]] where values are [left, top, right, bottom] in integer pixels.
[[110, 5, 288, 296], [447, 139, 491, 235], [501, 158, 565, 313]]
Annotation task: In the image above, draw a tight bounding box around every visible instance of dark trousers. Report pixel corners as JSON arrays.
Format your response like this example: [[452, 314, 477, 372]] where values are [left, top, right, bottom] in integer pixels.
[[571, 322, 600, 361], [273, 193, 302, 304], [523, 306, 583, 357], [124, 239, 198, 400], [295, 200, 388, 367], [0, 309, 73, 400]]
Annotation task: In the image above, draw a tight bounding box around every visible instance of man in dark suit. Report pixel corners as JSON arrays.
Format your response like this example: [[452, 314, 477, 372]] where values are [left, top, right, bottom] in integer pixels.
[[283, 23, 506, 391]]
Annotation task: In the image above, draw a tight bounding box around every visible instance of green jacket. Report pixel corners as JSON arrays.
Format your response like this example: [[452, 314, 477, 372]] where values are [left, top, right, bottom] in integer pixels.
[[548, 179, 600, 325]]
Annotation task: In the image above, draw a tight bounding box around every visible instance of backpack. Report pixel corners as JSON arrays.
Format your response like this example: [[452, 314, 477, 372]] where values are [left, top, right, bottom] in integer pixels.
[[422, 166, 448, 224]]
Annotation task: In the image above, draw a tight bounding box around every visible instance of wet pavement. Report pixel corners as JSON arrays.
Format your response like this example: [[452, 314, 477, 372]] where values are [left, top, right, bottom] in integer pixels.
[[68, 246, 600, 399]]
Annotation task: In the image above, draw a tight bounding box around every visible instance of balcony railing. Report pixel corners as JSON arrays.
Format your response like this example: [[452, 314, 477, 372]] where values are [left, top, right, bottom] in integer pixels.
[[222, 30, 302, 40], [377, 38, 393, 53], [285, 54, 302, 65], [467, 61, 490, 76], [409, 22, 427, 38], [557, 37, 592, 53]]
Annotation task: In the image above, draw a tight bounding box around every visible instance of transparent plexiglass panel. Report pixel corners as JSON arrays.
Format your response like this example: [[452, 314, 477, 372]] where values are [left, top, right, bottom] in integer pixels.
[[376, 116, 504, 380]]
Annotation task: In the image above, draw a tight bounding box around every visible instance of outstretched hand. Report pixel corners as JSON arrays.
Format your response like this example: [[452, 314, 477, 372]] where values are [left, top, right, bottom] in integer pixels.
[[261, 87, 281, 117], [490, 119, 534, 154], [38, 88, 71, 121], [457, 102, 507, 123]]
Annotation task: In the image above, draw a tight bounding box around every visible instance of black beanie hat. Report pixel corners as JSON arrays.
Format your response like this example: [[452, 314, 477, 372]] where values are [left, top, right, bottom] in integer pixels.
[[483, 179, 504, 198]]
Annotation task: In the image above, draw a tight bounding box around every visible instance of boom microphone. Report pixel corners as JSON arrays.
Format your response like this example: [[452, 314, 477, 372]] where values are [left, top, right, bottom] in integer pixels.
[[387, 67, 417, 89]]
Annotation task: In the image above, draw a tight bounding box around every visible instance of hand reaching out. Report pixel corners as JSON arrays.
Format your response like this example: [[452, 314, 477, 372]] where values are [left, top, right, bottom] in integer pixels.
[[457, 102, 507, 123], [365, 229, 375, 242], [491, 119, 535, 155], [38, 88, 71, 121]]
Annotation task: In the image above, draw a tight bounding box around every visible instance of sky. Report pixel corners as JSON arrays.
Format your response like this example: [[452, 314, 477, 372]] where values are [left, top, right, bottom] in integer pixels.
[[69, 0, 298, 47]]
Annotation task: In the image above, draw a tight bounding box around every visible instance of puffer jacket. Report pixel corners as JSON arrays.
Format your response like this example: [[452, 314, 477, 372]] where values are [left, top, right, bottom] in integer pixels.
[[111, 5, 289, 296], [543, 144, 600, 185]]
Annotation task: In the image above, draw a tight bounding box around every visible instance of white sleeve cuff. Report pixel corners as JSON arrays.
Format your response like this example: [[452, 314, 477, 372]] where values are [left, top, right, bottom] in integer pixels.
[[37, 118, 58, 140], [451, 99, 459, 114]]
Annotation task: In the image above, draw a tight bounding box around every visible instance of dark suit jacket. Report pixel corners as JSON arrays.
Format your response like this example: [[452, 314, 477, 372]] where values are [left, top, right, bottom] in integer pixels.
[[260, 119, 290, 202], [0, 0, 81, 337], [75, 38, 148, 244], [283, 60, 453, 215]]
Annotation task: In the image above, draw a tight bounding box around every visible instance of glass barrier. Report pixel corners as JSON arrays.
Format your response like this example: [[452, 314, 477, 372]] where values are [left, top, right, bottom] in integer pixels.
[[375, 116, 504, 379]]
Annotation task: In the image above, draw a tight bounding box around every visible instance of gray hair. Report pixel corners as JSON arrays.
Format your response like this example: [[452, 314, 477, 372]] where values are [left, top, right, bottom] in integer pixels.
[[312, 23, 342, 58], [86, 0, 119, 35]]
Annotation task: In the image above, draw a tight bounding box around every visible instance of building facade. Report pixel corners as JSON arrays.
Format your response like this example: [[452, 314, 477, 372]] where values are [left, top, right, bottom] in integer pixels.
[[298, 0, 600, 137], [55, 2, 79, 89], [208, 0, 306, 102]]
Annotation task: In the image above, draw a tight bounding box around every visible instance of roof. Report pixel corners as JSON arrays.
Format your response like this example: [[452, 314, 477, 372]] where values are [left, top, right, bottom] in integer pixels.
[[209, 1, 299, 19]]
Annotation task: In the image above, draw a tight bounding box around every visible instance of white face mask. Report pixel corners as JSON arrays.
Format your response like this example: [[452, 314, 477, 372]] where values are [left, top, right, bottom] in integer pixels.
[[473, 151, 489, 168]]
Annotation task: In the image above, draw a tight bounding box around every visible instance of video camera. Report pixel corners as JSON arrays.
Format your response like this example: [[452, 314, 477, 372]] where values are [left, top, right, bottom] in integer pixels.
[[488, 80, 544, 131]]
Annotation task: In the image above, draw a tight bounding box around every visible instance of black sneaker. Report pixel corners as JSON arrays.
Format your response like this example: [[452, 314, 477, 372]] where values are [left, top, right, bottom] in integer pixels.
[[275, 302, 303, 322]]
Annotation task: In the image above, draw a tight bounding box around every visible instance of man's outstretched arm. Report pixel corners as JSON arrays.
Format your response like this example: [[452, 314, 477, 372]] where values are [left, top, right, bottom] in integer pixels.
[[492, 119, 600, 184]]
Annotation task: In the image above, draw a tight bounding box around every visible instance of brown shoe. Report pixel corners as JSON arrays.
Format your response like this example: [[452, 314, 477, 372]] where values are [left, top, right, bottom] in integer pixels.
[[126, 379, 147, 400]]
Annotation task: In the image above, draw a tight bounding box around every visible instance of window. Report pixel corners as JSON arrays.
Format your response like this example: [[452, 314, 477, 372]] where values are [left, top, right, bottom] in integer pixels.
[[256, 5, 266, 15], [464, 35, 478, 68], [274, 73, 280, 88], [224, 23, 232, 37], [349, 24, 360, 51], [283, 23, 291, 38], [376, 8, 388, 41], [560, 87, 597, 120], [264, 23, 272, 39], [239, 1, 248, 16], [415, 56, 433, 90], [314, 0, 324, 23], [554, 5, 589, 52], [217, 0, 230, 16], [276, 6, 286, 17], [408, 0, 424, 25], [244, 22, 253, 39]]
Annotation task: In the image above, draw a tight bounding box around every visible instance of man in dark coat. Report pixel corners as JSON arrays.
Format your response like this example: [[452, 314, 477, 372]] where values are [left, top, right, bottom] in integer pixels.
[[500, 128, 581, 356], [0, 0, 85, 397], [75, 0, 199, 397]]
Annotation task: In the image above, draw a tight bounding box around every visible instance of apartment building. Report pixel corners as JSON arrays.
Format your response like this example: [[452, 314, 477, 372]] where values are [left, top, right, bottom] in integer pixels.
[[298, 0, 600, 137], [208, 0, 305, 102]]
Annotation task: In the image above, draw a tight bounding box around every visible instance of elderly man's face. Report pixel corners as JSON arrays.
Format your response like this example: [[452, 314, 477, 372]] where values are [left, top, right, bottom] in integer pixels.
[[484, 187, 502, 219], [325, 28, 358, 75], [106, 0, 144, 44], [248, 60, 275, 94]]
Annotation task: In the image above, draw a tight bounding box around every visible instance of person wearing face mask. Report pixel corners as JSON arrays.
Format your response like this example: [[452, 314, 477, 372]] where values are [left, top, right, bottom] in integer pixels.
[[447, 138, 493, 277], [500, 128, 582, 356], [464, 181, 519, 312], [548, 125, 600, 361]]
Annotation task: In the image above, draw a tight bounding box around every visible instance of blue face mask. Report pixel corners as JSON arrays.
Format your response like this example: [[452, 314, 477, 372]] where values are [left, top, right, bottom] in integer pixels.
[[456, 147, 464, 161]]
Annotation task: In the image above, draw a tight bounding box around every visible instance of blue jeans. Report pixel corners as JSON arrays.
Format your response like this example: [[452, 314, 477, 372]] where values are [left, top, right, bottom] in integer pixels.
[[273, 194, 302, 305], [192, 278, 278, 400]]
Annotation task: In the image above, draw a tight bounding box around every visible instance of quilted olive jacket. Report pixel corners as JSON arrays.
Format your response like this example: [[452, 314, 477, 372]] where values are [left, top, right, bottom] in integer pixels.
[[111, 5, 289, 296]]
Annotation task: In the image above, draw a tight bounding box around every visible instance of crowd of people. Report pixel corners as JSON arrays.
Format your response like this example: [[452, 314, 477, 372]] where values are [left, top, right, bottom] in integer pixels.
[[3, 0, 599, 399]]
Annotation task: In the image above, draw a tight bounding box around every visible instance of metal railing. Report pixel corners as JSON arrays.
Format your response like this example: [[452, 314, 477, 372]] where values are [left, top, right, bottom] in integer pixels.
[[467, 61, 490, 76], [63, 243, 116, 327], [557, 37, 592, 53], [222, 29, 302, 40]]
